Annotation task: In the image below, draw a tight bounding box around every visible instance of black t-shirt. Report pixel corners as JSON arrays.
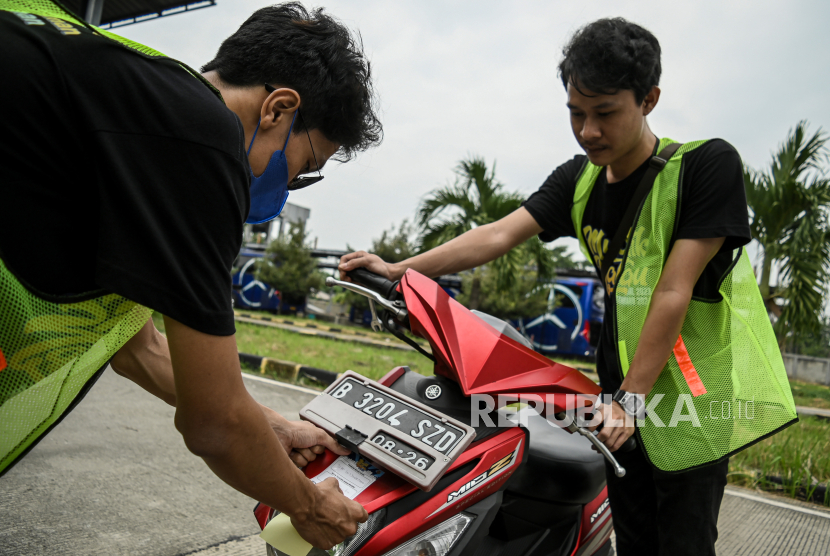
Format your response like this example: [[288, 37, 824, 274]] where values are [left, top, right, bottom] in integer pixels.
[[0, 11, 250, 336], [523, 139, 752, 392]]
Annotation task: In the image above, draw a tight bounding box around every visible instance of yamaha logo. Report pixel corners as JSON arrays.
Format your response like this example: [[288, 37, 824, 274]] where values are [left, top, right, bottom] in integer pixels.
[[425, 384, 442, 400]]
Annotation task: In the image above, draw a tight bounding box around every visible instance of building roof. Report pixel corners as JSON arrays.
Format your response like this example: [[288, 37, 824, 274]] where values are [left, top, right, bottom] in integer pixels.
[[61, 0, 215, 28]]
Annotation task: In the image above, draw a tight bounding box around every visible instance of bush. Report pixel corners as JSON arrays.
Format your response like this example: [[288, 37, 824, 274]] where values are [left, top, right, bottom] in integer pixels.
[[255, 222, 325, 304]]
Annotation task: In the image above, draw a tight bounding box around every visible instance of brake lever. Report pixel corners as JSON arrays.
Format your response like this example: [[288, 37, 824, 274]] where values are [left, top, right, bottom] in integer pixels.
[[326, 277, 407, 320], [556, 412, 626, 478], [575, 425, 626, 477]]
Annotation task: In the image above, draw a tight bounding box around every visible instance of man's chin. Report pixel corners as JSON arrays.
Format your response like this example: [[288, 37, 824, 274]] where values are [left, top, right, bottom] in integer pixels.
[[585, 148, 612, 166]]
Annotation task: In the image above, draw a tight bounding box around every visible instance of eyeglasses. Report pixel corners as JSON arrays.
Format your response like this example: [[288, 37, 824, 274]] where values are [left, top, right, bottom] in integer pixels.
[[264, 84, 325, 191]]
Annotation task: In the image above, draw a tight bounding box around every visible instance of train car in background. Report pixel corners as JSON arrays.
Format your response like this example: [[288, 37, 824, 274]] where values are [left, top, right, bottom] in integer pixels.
[[514, 269, 604, 359], [233, 202, 312, 313], [231, 246, 305, 314]]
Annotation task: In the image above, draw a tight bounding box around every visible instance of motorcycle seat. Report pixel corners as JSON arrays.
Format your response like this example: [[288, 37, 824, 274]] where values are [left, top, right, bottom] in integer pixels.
[[505, 410, 606, 505]]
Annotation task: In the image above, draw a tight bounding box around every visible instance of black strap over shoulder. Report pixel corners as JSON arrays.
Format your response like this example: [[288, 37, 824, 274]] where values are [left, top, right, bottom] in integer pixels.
[[598, 142, 683, 284]]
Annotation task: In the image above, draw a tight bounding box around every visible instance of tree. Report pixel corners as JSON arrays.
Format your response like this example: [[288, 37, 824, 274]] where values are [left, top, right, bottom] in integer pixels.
[[793, 317, 830, 358], [744, 121, 830, 348], [334, 221, 417, 313], [370, 220, 416, 264], [418, 156, 557, 309], [255, 222, 325, 309]]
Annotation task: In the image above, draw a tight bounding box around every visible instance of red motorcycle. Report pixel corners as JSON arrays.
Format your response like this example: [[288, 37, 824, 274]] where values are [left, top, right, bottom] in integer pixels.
[[255, 268, 628, 556]]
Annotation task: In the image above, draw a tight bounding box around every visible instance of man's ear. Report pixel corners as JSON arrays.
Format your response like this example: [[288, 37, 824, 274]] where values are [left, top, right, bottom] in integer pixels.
[[260, 87, 300, 130], [642, 86, 660, 116]]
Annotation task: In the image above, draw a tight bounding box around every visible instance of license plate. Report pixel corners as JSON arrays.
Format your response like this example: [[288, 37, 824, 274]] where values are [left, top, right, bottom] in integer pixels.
[[300, 371, 476, 491], [329, 377, 465, 454], [369, 433, 434, 470]]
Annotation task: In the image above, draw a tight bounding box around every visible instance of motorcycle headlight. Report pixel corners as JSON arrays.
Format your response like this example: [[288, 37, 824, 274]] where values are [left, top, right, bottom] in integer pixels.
[[266, 508, 387, 556], [381, 513, 474, 556]]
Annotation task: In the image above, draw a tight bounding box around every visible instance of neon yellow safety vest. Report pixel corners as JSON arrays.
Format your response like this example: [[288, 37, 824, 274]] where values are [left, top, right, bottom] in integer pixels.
[[571, 137, 798, 472], [0, 0, 219, 475]]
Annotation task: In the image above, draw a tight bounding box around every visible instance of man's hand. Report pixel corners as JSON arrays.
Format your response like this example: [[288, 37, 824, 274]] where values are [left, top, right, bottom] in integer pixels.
[[339, 208, 543, 282], [590, 402, 635, 452], [293, 478, 369, 549], [260, 405, 350, 467], [339, 251, 395, 281], [164, 315, 363, 549]]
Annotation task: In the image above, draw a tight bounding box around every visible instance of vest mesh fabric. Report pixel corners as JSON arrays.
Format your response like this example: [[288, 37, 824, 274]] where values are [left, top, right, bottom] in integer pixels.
[[0, 0, 221, 89], [0, 260, 151, 474], [573, 138, 797, 472], [0, 0, 161, 474], [571, 162, 602, 263], [1, 0, 166, 56]]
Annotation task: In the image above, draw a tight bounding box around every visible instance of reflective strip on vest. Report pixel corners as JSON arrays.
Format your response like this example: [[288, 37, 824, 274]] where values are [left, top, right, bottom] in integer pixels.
[[572, 137, 797, 472], [673, 334, 707, 397]]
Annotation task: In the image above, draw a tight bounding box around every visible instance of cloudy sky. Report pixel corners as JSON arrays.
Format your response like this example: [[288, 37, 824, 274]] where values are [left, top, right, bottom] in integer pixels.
[[118, 0, 830, 263]]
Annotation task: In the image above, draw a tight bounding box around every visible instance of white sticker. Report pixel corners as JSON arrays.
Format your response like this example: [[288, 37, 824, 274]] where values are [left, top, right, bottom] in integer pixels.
[[311, 455, 380, 499]]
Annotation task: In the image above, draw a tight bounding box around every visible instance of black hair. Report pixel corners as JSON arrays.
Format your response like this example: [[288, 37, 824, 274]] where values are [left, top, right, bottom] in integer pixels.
[[558, 18, 661, 104], [202, 2, 382, 161]]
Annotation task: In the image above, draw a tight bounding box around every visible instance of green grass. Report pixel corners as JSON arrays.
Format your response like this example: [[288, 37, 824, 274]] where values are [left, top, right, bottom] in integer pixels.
[[156, 310, 594, 380], [234, 321, 432, 381], [789, 379, 830, 410], [237, 308, 377, 336], [161, 311, 830, 505], [729, 416, 830, 506], [155, 307, 378, 338], [548, 357, 596, 373], [153, 311, 429, 382]]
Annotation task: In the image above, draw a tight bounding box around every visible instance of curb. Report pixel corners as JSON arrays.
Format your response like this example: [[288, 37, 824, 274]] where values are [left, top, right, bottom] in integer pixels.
[[754, 475, 830, 506], [724, 485, 830, 518], [238, 352, 338, 386], [796, 405, 830, 420]]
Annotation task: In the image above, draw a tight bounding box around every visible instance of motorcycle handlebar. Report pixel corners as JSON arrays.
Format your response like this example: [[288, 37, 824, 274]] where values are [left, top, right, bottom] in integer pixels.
[[594, 419, 638, 453], [620, 436, 637, 452], [346, 268, 399, 300]]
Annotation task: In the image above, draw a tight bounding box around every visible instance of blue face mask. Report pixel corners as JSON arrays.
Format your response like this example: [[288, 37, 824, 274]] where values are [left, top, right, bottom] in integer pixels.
[[245, 111, 297, 225]]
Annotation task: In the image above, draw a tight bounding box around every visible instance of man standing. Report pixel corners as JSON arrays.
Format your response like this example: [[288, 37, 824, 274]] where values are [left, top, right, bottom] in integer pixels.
[[340, 18, 796, 556], [0, 1, 381, 549]]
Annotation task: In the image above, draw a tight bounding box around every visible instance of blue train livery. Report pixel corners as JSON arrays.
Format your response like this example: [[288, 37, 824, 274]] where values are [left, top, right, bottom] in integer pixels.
[[513, 270, 603, 358]]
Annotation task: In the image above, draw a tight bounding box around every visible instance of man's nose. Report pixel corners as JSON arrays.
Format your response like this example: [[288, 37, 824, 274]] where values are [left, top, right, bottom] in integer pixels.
[[581, 118, 601, 142]]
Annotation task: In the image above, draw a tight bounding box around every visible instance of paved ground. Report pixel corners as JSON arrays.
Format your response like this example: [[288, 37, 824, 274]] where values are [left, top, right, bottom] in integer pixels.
[[1, 369, 828, 555], [717, 488, 830, 555], [0, 369, 316, 556]]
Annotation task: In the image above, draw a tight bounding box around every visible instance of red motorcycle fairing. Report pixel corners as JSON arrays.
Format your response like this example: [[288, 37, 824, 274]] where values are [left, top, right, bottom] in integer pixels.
[[252, 364, 499, 532], [573, 487, 613, 556], [253, 269, 616, 552], [400, 271, 600, 409], [254, 500, 270, 531], [354, 427, 525, 556], [253, 426, 524, 537]]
